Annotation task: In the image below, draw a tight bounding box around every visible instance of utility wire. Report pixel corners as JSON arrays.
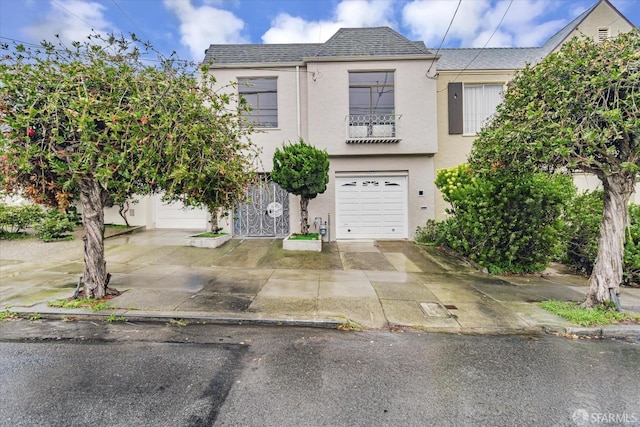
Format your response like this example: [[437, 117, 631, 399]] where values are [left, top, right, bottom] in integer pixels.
[[427, 0, 462, 76], [438, 0, 514, 92]]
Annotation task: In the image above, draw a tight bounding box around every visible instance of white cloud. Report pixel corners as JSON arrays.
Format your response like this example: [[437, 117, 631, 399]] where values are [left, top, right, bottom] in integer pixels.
[[402, 0, 489, 47], [402, 0, 568, 48], [163, 0, 247, 60], [24, 0, 116, 45], [262, 0, 396, 44]]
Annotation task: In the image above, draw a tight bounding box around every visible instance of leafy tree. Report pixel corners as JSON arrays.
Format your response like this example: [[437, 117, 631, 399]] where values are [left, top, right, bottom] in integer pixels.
[[0, 34, 256, 298], [271, 139, 329, 235], [470, 30, 639, 306]]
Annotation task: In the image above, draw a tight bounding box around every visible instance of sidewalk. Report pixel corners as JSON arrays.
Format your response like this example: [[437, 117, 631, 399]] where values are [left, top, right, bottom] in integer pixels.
[[1, 229, 639, 338]]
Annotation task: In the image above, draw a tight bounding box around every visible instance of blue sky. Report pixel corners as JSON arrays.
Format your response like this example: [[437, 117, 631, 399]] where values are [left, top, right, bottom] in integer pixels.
[[1, 0, 638, 61]]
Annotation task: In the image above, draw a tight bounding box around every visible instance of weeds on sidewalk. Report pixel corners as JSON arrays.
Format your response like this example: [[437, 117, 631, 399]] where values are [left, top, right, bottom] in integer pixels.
[[48, 298, 111, 312], [539, 300, 640, 326]]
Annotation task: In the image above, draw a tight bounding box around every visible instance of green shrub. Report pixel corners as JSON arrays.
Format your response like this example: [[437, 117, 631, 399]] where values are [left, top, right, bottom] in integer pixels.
[[415, 219, 439, 244], [34, 210, 75, 242], [624, 205, 640, 286], [0, 203, 45, 236], [562, 191, 602, 275], [561, 191, 639, 287], [434, 165, 574, 274]]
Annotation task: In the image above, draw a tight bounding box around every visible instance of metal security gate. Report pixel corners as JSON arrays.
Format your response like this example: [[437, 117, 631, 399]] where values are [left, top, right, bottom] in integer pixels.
[[234, 179, 290, 237]]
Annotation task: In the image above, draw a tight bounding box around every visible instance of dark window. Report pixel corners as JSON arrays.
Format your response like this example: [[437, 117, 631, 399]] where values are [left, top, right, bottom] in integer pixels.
[[349, 71, 395, 117], [238, 77, 277, 128]]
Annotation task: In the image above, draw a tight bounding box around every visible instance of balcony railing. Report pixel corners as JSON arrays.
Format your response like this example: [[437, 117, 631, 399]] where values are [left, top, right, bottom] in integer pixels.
[[345, 114, 401, 144]]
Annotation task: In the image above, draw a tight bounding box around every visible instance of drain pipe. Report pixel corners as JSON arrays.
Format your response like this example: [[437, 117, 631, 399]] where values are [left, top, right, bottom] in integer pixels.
[[327, 213, 331, 242], [296, 65, 301, 138]]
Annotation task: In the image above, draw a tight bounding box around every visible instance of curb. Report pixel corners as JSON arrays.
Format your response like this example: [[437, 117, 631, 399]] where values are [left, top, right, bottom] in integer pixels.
[[5, 308, 344, 330], [543, 325, 640, 340]]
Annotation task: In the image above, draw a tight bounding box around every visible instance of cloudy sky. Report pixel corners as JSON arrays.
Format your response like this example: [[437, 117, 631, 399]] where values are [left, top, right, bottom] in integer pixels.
[[0, 0, 638, 61]]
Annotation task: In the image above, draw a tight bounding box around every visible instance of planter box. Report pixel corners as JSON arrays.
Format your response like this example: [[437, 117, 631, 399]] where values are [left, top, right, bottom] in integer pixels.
[[186, 233, 232, 248], [282, 234, 322, 252]]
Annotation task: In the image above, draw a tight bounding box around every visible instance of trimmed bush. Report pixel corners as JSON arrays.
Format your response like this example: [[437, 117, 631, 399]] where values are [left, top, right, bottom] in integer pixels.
[[434, 165, 574, 274], [34, 210, 75, 242], [0, 203, 45, 236]]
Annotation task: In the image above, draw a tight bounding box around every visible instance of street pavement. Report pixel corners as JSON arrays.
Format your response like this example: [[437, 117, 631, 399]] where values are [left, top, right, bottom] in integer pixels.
[[1, 229, 639, 337]]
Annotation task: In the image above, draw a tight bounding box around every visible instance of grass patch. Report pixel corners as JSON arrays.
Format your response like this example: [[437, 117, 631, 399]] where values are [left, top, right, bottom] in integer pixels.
[[106, 313, 127, 323], [0, 309, 19, 321], [105, 224, 130, 229], [0, 232, 32, 240], [170, 318, 188, 326], [48, 298, 111, 312], [192, 232, 228, 238], [338, 316, 362, 331], [288, 233, 319, 241], [538, 300, 640, 326]]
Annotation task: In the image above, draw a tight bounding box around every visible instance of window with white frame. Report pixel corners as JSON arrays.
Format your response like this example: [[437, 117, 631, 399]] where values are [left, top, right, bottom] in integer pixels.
[[463, 84, 503, 135], [348, 71, 395, 138], [238, 77, 277, 128]]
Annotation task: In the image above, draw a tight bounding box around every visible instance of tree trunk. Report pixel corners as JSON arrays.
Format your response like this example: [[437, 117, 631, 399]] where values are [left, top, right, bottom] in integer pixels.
[[80, 179, 109, 299], [209, 207, 219, 234], [583, 173, 635, 307], [118, 201, 130, 227], [300, 197, 309, 235]]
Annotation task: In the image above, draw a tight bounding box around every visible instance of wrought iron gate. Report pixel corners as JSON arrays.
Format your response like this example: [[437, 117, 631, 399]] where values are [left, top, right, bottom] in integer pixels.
[[233, 179, 290, 237]]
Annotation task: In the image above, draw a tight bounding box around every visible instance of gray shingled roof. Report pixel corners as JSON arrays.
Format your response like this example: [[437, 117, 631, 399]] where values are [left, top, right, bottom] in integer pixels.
[[434, 47, 544, 71], [204, 27, 433, 66], [203, 43, 321, 65], [314, 27, 433, 57]]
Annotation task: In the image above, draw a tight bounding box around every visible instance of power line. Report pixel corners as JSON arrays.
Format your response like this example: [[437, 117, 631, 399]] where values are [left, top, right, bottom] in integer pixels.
[[438, 0, 514, 92], [427, 0, 462, 76]]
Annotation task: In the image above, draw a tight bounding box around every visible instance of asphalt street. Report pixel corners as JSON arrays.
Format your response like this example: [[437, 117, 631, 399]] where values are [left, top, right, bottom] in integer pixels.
[[1, 320, 639, 426]]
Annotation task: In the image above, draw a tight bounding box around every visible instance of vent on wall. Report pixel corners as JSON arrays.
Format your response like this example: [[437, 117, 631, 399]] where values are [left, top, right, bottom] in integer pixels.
[[597, 27, 610, 42]]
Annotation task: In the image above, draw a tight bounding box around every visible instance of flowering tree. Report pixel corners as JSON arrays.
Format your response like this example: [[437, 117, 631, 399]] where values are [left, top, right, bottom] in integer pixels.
[[0, 34, 256, 298], [470, 31, 639, 306]]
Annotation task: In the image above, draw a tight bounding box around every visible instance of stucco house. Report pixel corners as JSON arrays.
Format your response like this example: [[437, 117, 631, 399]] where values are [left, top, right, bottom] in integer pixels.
[[104, 0, 636, 239]]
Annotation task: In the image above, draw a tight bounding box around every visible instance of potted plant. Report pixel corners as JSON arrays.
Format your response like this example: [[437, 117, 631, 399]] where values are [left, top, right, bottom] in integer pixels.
[[272, 138, 329, 252]]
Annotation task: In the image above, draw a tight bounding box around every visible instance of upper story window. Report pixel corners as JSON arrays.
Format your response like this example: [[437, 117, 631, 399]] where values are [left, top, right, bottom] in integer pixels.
[[347, 71, 398, 141], [447, 82, 503, 135], [238, 77, 277, 128], [349, 71, 395, 119], [463, 84, 503, 135]]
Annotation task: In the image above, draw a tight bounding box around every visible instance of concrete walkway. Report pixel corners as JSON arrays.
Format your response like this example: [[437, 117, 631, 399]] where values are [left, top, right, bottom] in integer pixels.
[[1, 229, 639, 337]]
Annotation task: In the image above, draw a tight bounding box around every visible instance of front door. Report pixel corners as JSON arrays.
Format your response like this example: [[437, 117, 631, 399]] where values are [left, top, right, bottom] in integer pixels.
[[234, 180, 290, 237]]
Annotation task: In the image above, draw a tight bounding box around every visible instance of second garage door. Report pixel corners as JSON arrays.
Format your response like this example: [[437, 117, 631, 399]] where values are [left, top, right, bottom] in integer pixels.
[[335, 175, 407, 239]]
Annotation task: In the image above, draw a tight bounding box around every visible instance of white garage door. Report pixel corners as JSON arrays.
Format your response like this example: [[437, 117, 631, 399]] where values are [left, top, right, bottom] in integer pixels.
[[336, 175, 407, 239], [154, 197, 209, 230]]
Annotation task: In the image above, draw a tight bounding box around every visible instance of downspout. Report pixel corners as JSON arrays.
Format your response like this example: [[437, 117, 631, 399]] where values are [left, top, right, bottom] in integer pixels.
[[296, 65, 301, 138]]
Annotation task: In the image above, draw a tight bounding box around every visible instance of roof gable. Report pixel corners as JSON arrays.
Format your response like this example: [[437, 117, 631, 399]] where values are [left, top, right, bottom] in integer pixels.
[[313, 27, 433, 57]]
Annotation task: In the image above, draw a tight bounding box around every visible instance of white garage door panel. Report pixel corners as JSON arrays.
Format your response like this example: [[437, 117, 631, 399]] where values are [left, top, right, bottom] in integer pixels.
[[336, 175, 407, 239], [155, 198, 208, 229]]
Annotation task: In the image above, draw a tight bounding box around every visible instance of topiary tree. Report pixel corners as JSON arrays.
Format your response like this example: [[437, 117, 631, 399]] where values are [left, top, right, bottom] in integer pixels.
[[470, 30, 640, 307], [271, 139, 329, 235], [0, 33, 256, 299]]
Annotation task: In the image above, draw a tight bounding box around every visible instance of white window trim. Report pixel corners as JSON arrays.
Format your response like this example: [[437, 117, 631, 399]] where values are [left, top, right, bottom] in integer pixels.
[[462, 83, 505, 136]]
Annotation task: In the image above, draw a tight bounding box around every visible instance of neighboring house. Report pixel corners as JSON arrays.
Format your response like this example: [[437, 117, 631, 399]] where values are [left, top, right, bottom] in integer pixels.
[[434, 0, 637, 218], [101, 0, 636, 237]]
